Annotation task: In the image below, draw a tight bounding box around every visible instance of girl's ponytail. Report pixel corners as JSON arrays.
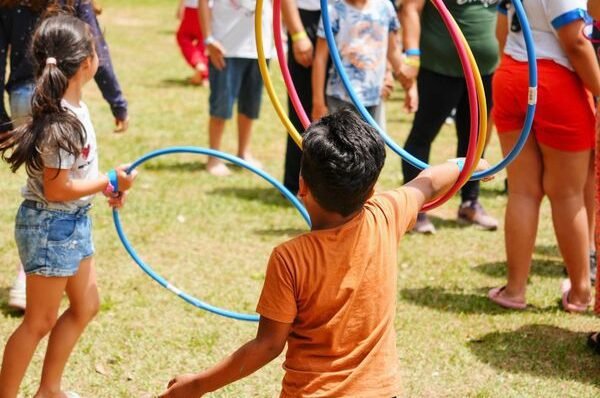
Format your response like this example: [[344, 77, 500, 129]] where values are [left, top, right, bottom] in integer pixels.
[[0, 15, 94, 176]]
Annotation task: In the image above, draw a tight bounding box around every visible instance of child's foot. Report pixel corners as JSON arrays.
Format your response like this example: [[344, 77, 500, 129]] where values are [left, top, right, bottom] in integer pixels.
[[189, 72, 205, 86], [488, 286, 527, 310], [206, 159, 231, 177], [560, 279, 591, 313]]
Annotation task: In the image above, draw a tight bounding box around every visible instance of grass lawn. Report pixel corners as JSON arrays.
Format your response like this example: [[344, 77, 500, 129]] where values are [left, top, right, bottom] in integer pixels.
[[0, 0, 599, 396]]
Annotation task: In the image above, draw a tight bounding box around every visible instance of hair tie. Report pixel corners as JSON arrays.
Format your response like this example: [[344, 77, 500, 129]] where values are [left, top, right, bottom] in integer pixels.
[[46, 57, 57, 65]]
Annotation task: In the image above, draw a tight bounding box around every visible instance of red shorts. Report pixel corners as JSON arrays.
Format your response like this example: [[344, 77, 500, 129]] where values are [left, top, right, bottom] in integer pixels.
[[492, 55, 595, 152]]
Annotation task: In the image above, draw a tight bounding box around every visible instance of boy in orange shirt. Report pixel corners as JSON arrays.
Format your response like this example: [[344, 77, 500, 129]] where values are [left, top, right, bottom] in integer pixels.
[[159, 109, 491, 397]]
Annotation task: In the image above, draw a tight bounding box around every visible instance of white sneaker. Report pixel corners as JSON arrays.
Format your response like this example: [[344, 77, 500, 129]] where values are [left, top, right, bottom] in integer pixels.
[[8, 274, 26, 311]]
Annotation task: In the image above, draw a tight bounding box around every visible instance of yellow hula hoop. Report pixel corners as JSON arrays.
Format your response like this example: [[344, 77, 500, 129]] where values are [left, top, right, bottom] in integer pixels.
[[255, 0, 304, 148], [255, 0, 487, 166]]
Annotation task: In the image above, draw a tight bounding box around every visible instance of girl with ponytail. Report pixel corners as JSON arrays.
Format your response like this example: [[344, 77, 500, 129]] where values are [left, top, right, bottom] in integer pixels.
[[0, 15, 136, 398]]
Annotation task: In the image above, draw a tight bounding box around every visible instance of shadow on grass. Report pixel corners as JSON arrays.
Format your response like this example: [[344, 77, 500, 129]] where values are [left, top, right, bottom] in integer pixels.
[[473, 259, 564, 278], [535, 244, 561, 258], [400, 286, 558, 314], [0, 287, 24, 318], [158, 78, 197, 88], [468, 324, 600, 387], [208, 187, 292, 208], [142, 160, 206, 173], [427, 214, 467, 231], [254, 227, 307, 236], [400, 286, 508, 314]]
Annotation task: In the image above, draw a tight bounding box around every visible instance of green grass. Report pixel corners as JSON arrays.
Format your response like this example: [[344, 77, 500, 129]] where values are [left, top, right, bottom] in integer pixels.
[[0, 1, 599, 396]]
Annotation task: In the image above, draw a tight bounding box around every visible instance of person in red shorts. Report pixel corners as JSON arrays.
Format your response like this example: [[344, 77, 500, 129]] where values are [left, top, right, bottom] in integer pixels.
[[176, 0, 209, 85], [489, 0, 600, 313]]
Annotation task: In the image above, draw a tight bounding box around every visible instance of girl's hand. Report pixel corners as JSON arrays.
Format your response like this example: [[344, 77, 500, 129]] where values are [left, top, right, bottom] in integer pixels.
[[115, 164, 137, 191], [159, 373, 204, 398], [381, 71, 394, 100], [114, 117, 129, 133], [311, 102, 328, 121], [107, 191, 127, 209]]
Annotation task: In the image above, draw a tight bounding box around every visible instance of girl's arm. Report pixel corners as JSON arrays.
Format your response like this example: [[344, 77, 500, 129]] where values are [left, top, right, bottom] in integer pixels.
[[496, 12, 508, 54], [311, 38, 329, 121], [557, 19, 600, 96], [159, 317, 291, 398], [43, 165, 136, 203], [75, 1, 129, 131], [398, 0, 424, 85]]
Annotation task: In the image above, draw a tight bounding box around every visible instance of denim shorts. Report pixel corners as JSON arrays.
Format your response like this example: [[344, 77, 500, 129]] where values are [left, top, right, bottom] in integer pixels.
[[9, 82, 34, 127], [15, 200, 94, 277], [209, 58, 266, 119]]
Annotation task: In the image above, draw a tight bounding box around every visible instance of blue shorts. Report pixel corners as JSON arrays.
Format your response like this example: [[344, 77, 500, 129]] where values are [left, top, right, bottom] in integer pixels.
[[15, 201, 94, 277], [209, 58, 266, 120]]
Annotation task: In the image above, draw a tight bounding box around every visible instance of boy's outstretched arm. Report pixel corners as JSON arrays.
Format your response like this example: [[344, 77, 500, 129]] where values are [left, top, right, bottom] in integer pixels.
[[403, 159, 491, 210], [159, 317, 291, 398]]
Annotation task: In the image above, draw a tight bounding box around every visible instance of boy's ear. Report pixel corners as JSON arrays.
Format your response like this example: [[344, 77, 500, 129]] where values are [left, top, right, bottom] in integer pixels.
[[298, 176, 308, 198]]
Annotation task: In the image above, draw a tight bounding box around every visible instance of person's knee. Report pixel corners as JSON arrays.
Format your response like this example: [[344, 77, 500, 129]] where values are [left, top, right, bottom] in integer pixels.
[[509, 182, 544, 204], [71, 292, 100, 326], [23, 312, 58, 339]]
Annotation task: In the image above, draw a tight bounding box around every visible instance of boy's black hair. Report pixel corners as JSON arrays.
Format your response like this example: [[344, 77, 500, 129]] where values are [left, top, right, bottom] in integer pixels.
[[301, 109, 386, 217]]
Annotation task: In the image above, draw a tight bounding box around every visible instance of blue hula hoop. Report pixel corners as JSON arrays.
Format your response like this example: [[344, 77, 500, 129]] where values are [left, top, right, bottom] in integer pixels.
[[112, 146, 311, 322], [320, 0, 537, 180]]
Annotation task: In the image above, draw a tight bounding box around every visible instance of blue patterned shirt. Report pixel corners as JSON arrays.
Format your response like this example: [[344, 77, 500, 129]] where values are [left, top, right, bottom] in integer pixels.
[[317, 0, 399, 106]]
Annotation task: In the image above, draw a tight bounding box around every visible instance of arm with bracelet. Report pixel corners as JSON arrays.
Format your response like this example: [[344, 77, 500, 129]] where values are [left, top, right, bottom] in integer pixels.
[[282, 0, 314, 68], [397, 0, 424, 87]]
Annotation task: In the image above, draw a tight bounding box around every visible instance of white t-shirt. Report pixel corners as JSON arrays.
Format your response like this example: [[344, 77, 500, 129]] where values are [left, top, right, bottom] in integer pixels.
[[184, 0, 198, 8], [296, 0, 320, 11], [500, 0, 590, 71], [22, 100, 99, 211], [211, 0, 274, 59]]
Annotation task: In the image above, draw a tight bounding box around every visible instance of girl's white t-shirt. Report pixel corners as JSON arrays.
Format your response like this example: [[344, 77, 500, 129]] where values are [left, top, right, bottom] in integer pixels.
[[501, 0, 589, 71], [184, 0, 198, 8], [22, 100, 99, 211]]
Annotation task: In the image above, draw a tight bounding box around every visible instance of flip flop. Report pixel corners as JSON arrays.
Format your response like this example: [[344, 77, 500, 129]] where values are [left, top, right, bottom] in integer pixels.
[[488, 286, 527, 310], [587, 332, 600, 354], [560, 279, 590, 313]]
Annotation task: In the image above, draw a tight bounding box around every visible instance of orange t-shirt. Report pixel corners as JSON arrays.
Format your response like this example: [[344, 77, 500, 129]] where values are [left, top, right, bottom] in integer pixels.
[[256, 188, 419, 397]]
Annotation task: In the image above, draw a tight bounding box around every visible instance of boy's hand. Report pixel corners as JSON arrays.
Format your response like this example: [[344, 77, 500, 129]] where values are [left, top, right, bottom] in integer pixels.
[[311, 102, 328, 121], [159, 373, 203, 398], [207, 41, 227, 70], [474, 159, 494, 182], [114, 117, 129, 133], [381, 71, 394, 100], [404, 83, 418, 113], [114, 164, 137, 192]]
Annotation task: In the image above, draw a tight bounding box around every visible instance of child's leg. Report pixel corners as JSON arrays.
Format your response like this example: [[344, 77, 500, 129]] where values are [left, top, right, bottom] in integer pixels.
[[36, 257, 99, 396], [497, 132, 543, 302], [236, 59, 264, 165], [585, 153, 595, 254], [0, 275, 67, 397], [176, 7, 200, 69], [540, 145, 591, 306], [207, 61, 235, 176]]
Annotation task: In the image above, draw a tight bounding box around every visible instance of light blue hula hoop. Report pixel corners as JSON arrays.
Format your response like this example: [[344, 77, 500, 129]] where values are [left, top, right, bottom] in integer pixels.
[[320, 0, 537, 180], [112, 146, 311, 322]]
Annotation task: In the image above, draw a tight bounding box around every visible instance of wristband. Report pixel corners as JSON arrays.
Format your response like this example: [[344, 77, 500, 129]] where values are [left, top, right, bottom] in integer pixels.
[[402, 56, 420, 68], [404, 48, 421, 56], [447, 158, 465, 172], [204, 35, 216, 46], [107, 169, 119, 192], [291, 30, 308, 42]]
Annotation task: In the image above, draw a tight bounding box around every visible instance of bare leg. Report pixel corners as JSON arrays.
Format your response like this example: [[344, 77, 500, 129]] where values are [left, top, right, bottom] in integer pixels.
[[540, 145, 591, 306], [237, 113, 261, 168], [585, 152, 595, 251], [0, 275, 67, 398], [497, 131, 544, 303], [36, 258, 99, 397], [206, 116, 230, 176]]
